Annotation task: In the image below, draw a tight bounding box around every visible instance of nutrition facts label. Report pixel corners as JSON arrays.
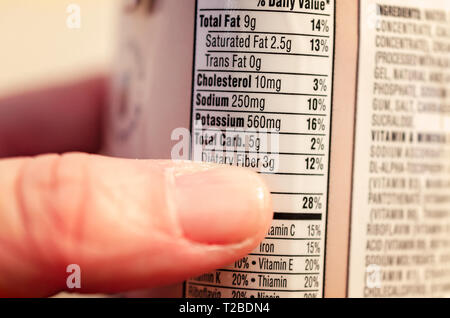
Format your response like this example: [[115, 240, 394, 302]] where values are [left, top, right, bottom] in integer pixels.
[[186, 0, 335, 298], [349, 0, 450, 297]]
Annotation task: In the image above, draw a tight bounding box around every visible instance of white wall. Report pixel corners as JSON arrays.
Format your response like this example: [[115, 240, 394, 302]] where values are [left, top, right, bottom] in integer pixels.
[[0, 0, 119, 95]]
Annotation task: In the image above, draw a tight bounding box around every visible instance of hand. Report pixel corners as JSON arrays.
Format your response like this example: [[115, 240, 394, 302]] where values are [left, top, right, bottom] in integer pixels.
[[0, 76, 273, 297]]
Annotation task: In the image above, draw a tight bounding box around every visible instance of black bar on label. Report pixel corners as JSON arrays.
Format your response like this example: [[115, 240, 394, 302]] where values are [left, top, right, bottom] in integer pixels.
[[273, 213, 322, 221]]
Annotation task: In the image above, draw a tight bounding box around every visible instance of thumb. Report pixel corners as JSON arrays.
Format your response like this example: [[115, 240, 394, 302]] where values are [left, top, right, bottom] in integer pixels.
[[0, 153, 273, 297]]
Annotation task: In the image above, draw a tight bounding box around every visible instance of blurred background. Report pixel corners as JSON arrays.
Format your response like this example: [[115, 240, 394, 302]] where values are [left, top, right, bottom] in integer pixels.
[[0, 0, 119, 96]]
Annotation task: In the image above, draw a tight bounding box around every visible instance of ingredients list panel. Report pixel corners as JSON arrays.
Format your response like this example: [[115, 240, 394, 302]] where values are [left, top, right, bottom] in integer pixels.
[[350, 0, 450, 297]]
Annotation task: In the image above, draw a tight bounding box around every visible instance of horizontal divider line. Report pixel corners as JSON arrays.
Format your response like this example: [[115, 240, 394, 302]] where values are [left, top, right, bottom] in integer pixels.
[[273, 212, 322, 220], [197, 68, 329, 77], [196, 128, 326, 136], [196, 89, 328, 97], [208, 30, 330, 39], [200, 149, 325, 156], [216, 269, 321, 275], [195, 108, 327, 116], [187, 281, 319, 293], [271, 192, 324, 196], [208, 50, 329, 58], [265, 237, 322, 241], [259, 172, 325, 177], [198, 8, 331, 17], [249, 253, 320, 257]]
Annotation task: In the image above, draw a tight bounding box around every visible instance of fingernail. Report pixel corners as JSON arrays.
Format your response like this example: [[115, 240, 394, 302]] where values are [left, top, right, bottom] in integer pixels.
[[174, 166, 273, 245]]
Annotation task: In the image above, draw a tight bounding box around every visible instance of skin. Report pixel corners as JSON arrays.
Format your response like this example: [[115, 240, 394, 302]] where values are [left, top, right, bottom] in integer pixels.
[[0, 76, 274, 297]]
